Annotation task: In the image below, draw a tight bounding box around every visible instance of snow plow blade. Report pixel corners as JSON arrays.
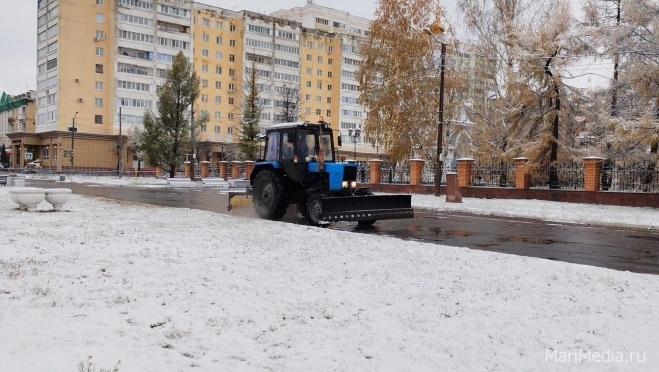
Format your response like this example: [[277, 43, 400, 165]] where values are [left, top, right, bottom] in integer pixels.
[[320, 195, 414, 222], [226, 188, 252, 211]]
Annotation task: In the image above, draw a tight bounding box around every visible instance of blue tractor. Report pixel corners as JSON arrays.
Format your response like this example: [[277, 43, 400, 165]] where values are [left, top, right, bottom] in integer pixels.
[[248, 120, 414, 226]]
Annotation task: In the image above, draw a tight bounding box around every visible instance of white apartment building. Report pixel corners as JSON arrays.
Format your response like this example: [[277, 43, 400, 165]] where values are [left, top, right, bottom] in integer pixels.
[[272, 2, 374, 155]]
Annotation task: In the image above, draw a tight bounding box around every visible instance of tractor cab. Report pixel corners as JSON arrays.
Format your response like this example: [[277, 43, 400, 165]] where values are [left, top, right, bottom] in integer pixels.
[[260, 121, 337, 184]]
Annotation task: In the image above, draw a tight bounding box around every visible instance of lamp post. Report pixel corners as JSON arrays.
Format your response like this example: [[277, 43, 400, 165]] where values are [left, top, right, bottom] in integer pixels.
[[348, 127, 361, 160], [424, 20, 446, 197], [69, 112, 78, 170]]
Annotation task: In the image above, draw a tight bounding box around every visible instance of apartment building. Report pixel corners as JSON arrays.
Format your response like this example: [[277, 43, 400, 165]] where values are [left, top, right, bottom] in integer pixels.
[[272, 3, 374, 160], [1, 91, 36, 167], [11, 0, 376, 171]]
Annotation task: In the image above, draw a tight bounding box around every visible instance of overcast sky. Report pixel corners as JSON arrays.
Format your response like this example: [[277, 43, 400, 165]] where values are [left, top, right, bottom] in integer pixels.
[[0, 0, 604, 95]]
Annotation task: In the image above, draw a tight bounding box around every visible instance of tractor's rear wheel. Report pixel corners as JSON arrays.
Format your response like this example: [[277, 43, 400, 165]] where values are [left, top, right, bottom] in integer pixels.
[[306, 194, 325, 226], [253, 170, 289, 221]]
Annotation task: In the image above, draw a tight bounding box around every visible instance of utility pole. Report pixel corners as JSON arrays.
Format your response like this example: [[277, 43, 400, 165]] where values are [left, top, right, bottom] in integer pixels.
[[190, 104, 195, 181], [118, 107, 123, 178], [69, 112, 78, 170], [425, 20, 446, 197]]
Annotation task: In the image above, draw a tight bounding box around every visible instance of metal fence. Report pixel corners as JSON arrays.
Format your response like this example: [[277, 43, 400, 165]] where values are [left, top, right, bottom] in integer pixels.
[[470, 164, 516, 188], [380, 162, 410, 184], [603, 161, 658, 193], [528, 162, 585, 190]]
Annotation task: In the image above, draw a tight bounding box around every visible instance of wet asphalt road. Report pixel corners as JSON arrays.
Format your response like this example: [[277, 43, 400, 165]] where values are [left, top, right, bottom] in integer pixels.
[[30, 180, 659, 275]]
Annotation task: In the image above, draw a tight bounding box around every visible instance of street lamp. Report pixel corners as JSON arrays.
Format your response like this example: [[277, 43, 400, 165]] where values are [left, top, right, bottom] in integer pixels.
[[348, 127, 361, 160], [69, 112, 78, 170], [424, 20, 446, 197]]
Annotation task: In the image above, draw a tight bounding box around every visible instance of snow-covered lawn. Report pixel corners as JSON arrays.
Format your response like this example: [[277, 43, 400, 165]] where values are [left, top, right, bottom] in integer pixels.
[[0, 186, 657, 371]]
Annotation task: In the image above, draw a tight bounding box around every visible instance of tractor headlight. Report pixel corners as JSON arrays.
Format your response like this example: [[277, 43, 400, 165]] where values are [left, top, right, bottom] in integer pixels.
[[342, 181, 357, 189]]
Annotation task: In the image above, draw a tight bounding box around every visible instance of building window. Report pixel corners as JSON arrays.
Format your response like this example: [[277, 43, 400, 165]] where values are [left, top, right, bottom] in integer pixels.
[[317, 82, 322, 89], [215, 96, 221, 104], [201, 79, 208, 87], [216, 21, 223, 29], [201, 94, 208, 102], [95, 47, 104, 56], [230, 24, 236, 32], [328, 58, 333, 65], [216, 51, 223, 59], [215, 112, 221, 119], [202, 49, 209, 57], [228, 83, 235, 91], [200, 124, 207, 132], [202, 34, 209, 42], [229, 54, 235, 62], [41, 147, 50, 160], [214, 125, 220, 132], [305, 107, 311, 114], [95, 13, 104, 23], [305, 94, 311, 101], [327, 97, 332, 104], [95, 81, 103, 90], [216, 36, 223, 44], [96, 0, 104, 4], [95, 98, 103, 107], [202, 64, 208, 72], [95, 64, 103, 73], [229, 40, 236, 47], [328, 46, 333, 53], [95, 30, 105, 40], [229, 69, 235, 77], [327, 84, 332, 91], [307, 54, 312, 61], [306, 41, 312, 48], [317, 56, 323, 63], [228, 97, 234, 105], [228, 113, 234, 120], [215, 81, 221, 89], [326, 109, 331, 117], [202, 18, 210, 27], [317, 69, 322, 76], [316, 96, 321, 102], [316, 109, 322, 115], [328, 72, 333, 78], [306, 81, 311, 88], [95, 115, 103, 124]]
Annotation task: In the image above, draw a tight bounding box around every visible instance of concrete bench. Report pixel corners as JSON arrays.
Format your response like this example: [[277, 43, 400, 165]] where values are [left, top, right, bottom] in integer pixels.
[[229, 179, 251, 189], [202, 178, 230, 189], [0, 175, 7, 186], [166, 178, 196, 188]]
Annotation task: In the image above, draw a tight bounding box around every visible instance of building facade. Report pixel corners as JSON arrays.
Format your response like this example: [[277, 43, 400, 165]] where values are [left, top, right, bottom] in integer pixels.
[[9, 0, 378, 171], [1, 91, 36, 167]]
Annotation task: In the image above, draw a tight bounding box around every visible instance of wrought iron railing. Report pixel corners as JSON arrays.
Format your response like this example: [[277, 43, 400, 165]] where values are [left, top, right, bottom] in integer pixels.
[[529, 162, 584, 190], [470, 163, 516, 188], [603, 161, 657, 193], [380, 162, 410, 184]]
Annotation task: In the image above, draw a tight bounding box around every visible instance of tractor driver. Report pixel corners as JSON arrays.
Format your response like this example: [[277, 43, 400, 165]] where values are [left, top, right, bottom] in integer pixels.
[[282, 134, 294, 160]]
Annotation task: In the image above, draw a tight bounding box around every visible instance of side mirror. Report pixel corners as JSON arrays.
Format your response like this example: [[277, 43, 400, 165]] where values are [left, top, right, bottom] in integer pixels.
[[337, 135, 342, 147]]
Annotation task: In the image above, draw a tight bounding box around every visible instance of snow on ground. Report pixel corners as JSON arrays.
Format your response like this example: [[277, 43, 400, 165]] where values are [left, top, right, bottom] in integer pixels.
[[31, 174, 659, 229], [1, 186, 658, 371]]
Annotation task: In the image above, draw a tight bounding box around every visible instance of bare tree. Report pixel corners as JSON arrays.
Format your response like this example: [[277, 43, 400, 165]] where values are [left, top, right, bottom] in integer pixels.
[[275, 84, 300, 123]]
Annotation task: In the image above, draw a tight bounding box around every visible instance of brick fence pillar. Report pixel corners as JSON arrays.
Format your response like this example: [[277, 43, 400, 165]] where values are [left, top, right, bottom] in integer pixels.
[[457, 158, 474, 187], [514, 157, 530, 190], [368, 159, 383, 184], [244, 161, 255, 180], [219, 161, 228, 180], [231, 161, 243, 179], [200, 161, 210, 178], [155, 166, 163, 178], [445, 172, 462, 203], [184, 161, 191, 178], [409, 159, 425, 186], [583, 156, 604, 191]]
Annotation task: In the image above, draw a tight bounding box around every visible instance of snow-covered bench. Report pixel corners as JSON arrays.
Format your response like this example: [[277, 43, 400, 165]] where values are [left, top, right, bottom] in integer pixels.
[[229, 179, 251, 189], [0, 175, 7, 186], [202, 178, 229, 189], [166, 178, 195, 188]]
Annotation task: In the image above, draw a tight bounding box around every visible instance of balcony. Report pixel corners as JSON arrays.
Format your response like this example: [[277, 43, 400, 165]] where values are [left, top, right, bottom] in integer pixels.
[[118, 47, 153, 61]]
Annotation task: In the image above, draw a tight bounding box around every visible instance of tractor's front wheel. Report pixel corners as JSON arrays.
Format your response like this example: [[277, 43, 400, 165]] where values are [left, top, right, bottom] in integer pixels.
[[306, 194, 326, 226], [253, 170, 289, 221]]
